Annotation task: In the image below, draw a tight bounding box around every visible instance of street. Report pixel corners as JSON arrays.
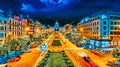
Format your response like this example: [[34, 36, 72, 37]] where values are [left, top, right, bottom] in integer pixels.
[[6, 32, 116, 67]]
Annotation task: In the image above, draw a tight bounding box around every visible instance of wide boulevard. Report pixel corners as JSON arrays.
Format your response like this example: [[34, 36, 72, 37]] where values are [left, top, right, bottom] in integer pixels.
[[7, 32, 116, 67]]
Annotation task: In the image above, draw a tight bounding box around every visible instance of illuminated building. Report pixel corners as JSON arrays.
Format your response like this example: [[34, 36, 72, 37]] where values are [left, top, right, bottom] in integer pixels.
[[34, 21, 42, 34], [76, 10, 120, 48], [0, 13, 7, 44], [6, 16, 22, 39], [59, 27, 65, 33], [21, 18, 28, 36], [64, 24, 72, 34], [41, 25, 46, 34], [0, 10, 42, 44], [25, 19, 35, 35]]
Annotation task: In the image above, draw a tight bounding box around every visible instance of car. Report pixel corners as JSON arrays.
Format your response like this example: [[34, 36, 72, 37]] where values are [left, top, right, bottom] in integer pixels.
[[106, 61, 114, 66], [83, 57, 91, 62]]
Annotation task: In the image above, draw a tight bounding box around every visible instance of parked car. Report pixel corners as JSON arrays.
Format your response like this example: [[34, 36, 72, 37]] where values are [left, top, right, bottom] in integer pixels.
[[7, 55, 21, 63]]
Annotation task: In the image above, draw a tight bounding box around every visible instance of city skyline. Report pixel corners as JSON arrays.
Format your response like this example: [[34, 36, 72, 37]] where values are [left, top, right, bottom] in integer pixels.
[[0, 0, 120, 26], [0, 1, 120, 66]]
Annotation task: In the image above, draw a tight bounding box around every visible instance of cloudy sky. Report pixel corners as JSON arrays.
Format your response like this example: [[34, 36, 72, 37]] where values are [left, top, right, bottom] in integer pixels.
[[0, 0, 120, 26]]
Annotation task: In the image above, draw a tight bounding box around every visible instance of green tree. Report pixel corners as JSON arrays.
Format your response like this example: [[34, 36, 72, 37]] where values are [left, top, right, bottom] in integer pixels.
[[29, 34, 33, 42], [0, 47, 5, 60], [112, 45, 120, 61], [10, 39, 20, 55], [5, 39, 11, 58]]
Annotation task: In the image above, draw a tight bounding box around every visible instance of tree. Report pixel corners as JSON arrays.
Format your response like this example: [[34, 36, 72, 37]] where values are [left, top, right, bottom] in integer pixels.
[[17, 37, 23, 50], [10, 39, 20, 55], [112, 45, 120, 61], [0, 47, 5, 60], [66, 33, 71, 39], [5, 39, 12, 59], [29, 34, 33, 42]]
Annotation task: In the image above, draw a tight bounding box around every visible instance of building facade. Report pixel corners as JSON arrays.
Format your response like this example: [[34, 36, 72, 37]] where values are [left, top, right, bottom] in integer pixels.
[[0, 13, 7, 45], [64, 24, 72, 34], [34, 21, 42, 34], [76, 10, 120, 48], [6, 17, 22, 39], [0, 10, 42, 45]]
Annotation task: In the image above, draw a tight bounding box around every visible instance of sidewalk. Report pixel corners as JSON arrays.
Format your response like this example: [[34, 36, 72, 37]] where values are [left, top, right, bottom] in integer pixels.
[[7, 48, 42, 67], [0, 45, 30, 64]]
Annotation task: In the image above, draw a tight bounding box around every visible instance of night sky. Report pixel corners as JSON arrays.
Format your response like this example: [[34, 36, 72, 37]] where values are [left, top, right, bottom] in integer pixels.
[[0, 0, 120, 26]]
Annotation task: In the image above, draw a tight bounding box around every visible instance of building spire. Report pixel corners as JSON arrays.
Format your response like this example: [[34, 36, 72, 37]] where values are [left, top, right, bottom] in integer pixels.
[[54, 20, 59, 31]]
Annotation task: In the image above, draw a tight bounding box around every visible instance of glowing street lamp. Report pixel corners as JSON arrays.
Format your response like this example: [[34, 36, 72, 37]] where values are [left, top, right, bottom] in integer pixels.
[[25, 27, 30, 35], [80, 28, 83, 31], [26, 27, 30, 31]]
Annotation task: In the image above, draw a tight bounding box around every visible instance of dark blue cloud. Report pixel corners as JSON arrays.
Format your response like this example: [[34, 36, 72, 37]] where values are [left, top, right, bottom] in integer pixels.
[[20, 0, 74, 12], [21, 4, 34, 12]]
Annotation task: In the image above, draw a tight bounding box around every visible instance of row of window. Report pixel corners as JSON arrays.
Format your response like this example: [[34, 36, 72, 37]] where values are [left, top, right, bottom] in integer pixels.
[[9, 20, 22, 25], [110, 16, 120, 19], [0, 20, 7, 24], [80, 26, 120, 31], [80, 21, 120, 30], [82, 30, 120, 35], [110, 26, 120, 30], [86, 35, 120, 40], [102, 26, 120, 30], [83, 22, 99, 27], [110, 21, 120, 25], [82, 15, 120, 24], [8, 26, 22, 29], [110, 36, 120, 40], [103, 31, 120, 35], [103, 21, 120, 25], [88, 36, 118, 40], [110, 32, 120, 35], [84, 27, 99, 31]]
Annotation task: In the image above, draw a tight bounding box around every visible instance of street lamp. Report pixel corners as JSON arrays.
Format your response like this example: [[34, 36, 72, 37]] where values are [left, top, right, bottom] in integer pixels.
[[26, 27, 30, 31], [80, 28, 83, 31], [25, 27, 30, 35]]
